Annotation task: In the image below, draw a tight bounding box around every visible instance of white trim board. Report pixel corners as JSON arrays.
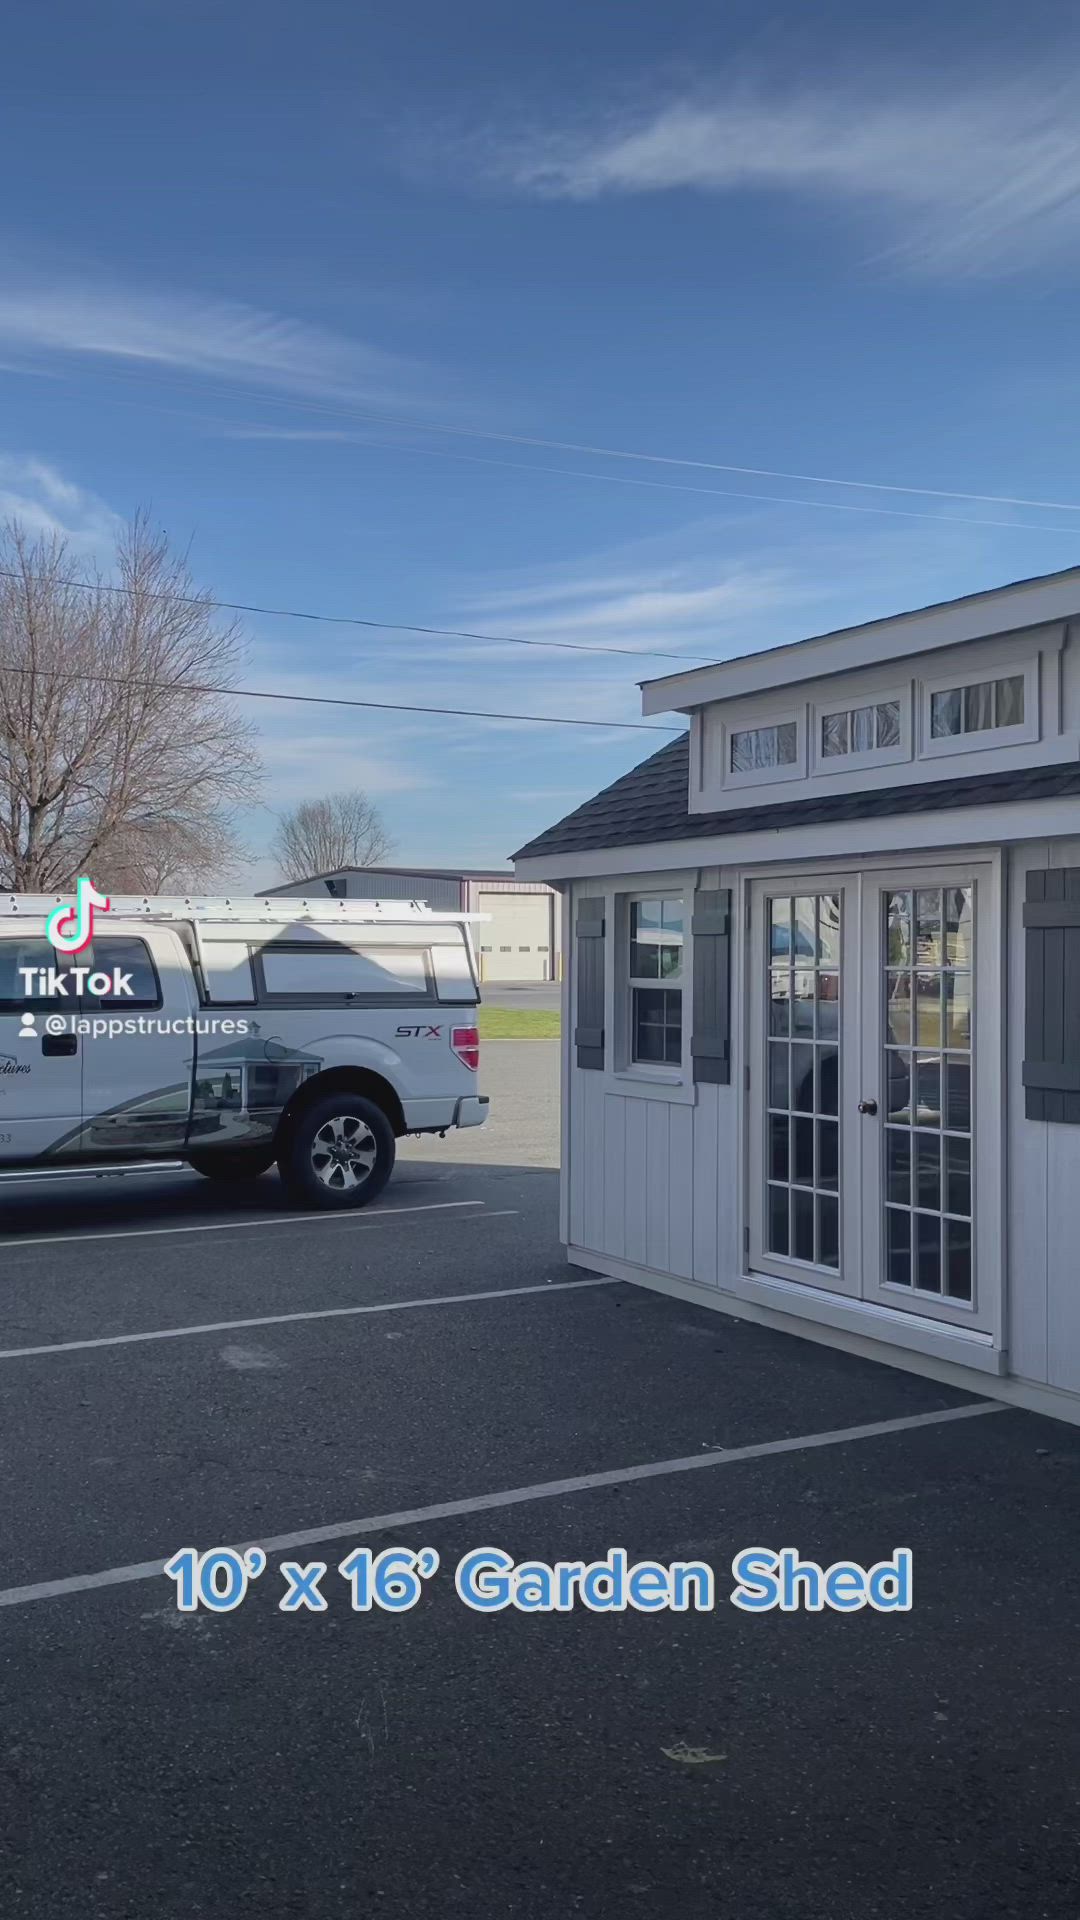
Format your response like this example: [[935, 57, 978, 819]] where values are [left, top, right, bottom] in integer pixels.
[[640, 584, 1080, 712], [568, 1249, 1080, 1427]]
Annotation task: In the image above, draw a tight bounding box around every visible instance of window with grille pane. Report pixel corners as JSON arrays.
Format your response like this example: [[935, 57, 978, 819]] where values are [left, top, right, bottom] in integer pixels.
[[629, 898, 684, 1065]]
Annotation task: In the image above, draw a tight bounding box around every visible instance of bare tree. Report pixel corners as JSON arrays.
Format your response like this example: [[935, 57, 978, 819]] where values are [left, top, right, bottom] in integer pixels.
[[0, 515, 262, 892], [271, 790, 394, 882]]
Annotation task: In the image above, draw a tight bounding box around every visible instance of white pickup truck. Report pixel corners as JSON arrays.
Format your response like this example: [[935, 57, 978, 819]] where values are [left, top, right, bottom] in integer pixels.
[[0, 895, 488, 1208]]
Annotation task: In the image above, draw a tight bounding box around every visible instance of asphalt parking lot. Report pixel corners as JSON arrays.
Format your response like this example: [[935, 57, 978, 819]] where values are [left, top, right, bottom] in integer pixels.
[[2, 1039, 1080, 1918]]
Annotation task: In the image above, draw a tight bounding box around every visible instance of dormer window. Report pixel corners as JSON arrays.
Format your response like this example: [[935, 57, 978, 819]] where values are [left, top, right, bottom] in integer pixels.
[[921, 655, 1039, 760], [821, 700, 901, 759], [930, 675, 1024, 739], [730, 721, 797, 772]]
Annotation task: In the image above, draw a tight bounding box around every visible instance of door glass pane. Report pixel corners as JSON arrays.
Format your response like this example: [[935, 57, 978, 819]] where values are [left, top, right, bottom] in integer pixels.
[[886, 1207, 912, 1287], [915, 1133, 941, 1212], [915, 890, 944, 966], [915, 1213, 943, 1291], [944, 973, 972, 1049], [882, 884, 974, 1308], [792, 1044, 815, 1113], [816, 1121, 839, 1191], [915, 971, 943, 1046], [886, 1127, 911, 1205], [768, 1185, 789, 1256], [886, 1051, 913, 1123], [768, 1114, 789, 1182], [792, 970, 815, 1035], [945, 887, 973, 967], [886, 892, 912, 965], [793, 898, 816, 961], [817, 897, 841, 968], [817, 1196, 839, 1269], [817, 1047, 839, 1116], [769, 969, 791, 1035], [886, 973, 913, 1046], [912, 1054, 941, 1126], [793, 1189, 815, 1263], [770, 898, 793, 958], [762, 890, 843, 1275], [945, 1220, 972, 1300]]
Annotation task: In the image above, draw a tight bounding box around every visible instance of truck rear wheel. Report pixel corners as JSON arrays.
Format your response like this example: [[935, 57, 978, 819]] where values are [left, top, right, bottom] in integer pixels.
[[279, 1093, 395, 1210], [187, 1146, 276, 1182]]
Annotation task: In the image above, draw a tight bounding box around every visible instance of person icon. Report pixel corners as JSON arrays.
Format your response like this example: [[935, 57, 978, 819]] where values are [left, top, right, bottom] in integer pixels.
[[18, 1011, 37, 1039]]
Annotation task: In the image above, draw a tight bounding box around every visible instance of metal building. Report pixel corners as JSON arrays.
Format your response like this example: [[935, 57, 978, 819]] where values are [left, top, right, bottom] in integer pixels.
[[268, 867, 561, 982]]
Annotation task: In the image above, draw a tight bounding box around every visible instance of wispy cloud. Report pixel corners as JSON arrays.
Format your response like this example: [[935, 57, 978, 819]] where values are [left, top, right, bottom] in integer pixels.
[[0, 454, 122, 550], [461, 69, 1080, 276], [451, 547, 805, 659], [0, 275, 443, 407]]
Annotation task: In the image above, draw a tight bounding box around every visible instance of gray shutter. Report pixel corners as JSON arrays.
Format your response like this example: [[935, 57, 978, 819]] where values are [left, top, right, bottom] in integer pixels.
[[691, 887, 732, 1085], [574, 896, 605, 1070], [1023, 867, 1080, 1124]]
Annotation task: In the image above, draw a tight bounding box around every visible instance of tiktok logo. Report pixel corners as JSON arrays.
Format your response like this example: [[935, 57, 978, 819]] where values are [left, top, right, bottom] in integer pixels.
[[45, 877, 111, 956]]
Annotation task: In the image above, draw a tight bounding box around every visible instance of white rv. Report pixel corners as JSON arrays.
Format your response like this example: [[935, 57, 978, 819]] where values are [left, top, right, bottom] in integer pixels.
[[0, 895, 488, 1208]]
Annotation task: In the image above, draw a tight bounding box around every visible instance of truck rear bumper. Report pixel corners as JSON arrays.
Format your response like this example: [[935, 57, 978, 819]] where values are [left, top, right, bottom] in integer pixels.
[[402, 1094, 489, 1134]]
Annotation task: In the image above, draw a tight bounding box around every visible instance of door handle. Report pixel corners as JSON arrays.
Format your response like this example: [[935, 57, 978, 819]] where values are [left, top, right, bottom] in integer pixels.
[[857, 1098, 878, 1116], [42, 1032, 78, 1057]]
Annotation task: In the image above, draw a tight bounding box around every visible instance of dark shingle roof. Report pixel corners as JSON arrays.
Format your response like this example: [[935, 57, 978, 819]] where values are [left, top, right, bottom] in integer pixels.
[[513, 733, 1080, 862]]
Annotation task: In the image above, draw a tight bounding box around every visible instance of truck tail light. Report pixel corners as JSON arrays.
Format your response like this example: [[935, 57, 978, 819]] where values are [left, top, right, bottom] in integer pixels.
[[451, 1025, 480, 1071]]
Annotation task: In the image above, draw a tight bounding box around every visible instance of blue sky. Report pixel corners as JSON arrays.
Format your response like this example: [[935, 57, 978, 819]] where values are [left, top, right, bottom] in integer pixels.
[[3, 0, 1080, 882]]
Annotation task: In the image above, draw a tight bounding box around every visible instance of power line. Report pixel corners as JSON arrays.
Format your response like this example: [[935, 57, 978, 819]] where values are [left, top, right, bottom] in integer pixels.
[[0, 566, 714, 664], [0, 658, 679, 734]]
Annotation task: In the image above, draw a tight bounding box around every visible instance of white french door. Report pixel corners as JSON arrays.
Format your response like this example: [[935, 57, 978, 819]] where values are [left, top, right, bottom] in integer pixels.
[[748, 863, 999, 1333]]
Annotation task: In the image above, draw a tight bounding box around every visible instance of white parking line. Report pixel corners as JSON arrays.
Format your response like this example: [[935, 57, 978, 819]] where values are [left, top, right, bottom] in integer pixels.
[[0, 1400, 1007, 1610], [0, 1198, 487, 1253], [0, 1271, 612, 1362]]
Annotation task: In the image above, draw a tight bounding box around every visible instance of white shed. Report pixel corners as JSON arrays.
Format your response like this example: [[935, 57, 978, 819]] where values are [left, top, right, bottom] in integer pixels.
[[514, 564, 1080, 1426]]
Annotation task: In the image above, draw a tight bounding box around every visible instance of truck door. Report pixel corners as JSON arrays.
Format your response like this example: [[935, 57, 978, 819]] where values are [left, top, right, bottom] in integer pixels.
[[0, 930, 84, 1165], [77, 928, 197, 1158]]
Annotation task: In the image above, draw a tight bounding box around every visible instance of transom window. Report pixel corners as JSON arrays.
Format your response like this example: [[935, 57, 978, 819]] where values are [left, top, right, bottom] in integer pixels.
[[629, 898, 684, 1066], [930, 675, 1024, 739], [731, 721, 797, 773], [822, 700, 900, 758]]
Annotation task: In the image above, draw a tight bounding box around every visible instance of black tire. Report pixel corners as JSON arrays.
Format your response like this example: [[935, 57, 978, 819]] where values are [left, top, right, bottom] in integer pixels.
[[187, 1146, 276, 1182], [278, 1093, 395, 1210]]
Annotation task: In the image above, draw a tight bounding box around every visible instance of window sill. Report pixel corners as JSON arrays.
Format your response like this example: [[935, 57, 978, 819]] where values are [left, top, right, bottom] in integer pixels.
[[605, 1070, 697, 1105]]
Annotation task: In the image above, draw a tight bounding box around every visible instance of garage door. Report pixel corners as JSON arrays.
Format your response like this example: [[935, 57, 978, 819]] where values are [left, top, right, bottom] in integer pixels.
[[476, 892, 551, 981]]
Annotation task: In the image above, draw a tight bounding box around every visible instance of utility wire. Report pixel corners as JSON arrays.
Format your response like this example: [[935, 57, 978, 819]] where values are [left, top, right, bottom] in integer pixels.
[[0, 566, 714, 664], [0, 658, 680, 734]]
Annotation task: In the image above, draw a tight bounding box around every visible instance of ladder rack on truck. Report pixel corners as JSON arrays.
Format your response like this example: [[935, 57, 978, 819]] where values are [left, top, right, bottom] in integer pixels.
[[3, 895, 484, 927]]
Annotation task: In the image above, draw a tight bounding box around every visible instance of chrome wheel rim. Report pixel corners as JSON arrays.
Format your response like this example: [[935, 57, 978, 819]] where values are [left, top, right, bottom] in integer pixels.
[[310, 1114, 378, 1191]]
